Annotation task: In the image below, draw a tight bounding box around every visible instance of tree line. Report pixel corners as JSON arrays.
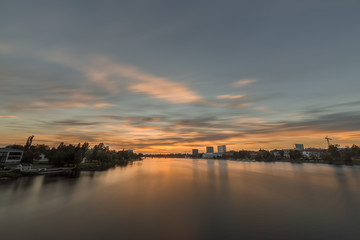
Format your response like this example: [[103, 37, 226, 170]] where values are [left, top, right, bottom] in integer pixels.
[[6, 136, 142, 167], [235, 144, 360, 164]]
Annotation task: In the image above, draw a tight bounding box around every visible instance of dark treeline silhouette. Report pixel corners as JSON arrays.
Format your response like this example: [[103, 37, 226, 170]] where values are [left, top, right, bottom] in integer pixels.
[[6, 136, 142, 167], [5, 136, 360, 165], [144, 144, 360, 165], [324, 144, 360, 164]]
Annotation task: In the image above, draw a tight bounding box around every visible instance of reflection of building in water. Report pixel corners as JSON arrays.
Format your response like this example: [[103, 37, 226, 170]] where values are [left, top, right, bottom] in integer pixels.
[[0, 148, 23, 164], [206, 146, 214, 153]]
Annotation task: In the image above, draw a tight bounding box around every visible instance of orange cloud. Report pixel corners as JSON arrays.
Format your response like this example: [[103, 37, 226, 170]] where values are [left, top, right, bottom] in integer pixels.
[[41, 53, 202, 104], [0, 114, 20, 119], [216, 94, 246, 100], [232, 78, 257, 87], [103, 58, 202, 103], [254, 106, 269, 111], [31, 101, 114, 110], [129, 80, 200, 104]]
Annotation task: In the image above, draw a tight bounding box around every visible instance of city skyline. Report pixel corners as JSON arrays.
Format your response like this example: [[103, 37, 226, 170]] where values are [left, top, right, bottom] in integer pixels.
[[1, 0, 360, 153]]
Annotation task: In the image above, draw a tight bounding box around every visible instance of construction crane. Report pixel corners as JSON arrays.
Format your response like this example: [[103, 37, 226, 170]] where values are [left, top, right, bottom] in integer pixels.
[[325, 136, 332, 146]]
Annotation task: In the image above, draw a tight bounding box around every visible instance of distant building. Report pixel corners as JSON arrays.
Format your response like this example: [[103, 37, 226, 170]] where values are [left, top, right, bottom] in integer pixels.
[[294, 144, 304, 150], [16, 163, 33, 171], [302, 148, 326, 160], [0, 148, 23, 164], [283, 149, 292, 158], [206, 146, 214, 153], [192, 149, 199, 155], [217, 145, 226, 153], [271, 150, 282, 158], [202, 152, 224, 159]]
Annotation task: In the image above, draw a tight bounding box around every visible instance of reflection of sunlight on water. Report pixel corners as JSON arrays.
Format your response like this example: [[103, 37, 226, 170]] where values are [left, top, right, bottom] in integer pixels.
[[1, 158, 360, 239]]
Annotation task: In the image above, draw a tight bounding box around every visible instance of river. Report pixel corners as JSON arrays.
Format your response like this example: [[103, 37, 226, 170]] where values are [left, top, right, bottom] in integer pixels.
[[1, 158, 360, 240]]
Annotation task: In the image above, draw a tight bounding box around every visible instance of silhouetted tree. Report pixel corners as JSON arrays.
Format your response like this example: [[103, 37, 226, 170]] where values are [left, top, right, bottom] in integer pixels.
[[24, 135, 34, 151], [327, 144, 340, 163], [255, 150, 275, 161]]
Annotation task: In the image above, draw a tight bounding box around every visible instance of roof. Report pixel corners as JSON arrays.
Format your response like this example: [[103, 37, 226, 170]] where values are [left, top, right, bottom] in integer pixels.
[[0, 148, 23, 152]]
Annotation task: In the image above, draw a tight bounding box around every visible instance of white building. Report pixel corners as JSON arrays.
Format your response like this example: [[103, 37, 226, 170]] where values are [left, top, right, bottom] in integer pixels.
[[16, 163, 33, 171], [0, 148, 23, 164], [33, 153, 49, 163], [302, 148, 325, 160]]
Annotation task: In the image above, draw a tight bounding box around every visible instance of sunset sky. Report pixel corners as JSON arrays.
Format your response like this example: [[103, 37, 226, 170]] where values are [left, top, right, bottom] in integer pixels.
[[1, 0, 359, 153]]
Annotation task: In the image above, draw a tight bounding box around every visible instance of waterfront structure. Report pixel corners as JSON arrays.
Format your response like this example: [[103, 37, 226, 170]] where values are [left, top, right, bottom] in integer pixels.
[[202, 152, 224, 159], [302, 148, 325, 160], [192, 149, 199, 155], [206, 146, 214, 153], [16, 163, 33, 171], [0, 148, 23, 164], [217, 145, 226, 153], [294, 144, 304, 150]]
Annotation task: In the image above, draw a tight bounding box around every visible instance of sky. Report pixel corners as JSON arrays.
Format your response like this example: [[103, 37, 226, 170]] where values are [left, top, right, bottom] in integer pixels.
[[1, 0, 359, 153]]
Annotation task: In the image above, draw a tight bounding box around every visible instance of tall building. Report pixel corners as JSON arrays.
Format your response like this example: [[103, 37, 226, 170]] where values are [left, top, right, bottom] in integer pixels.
[[217, 145, 226, 153], [206, 146, 214, 153], [192, 149, 199, 155], [293, 144, 304, 150]]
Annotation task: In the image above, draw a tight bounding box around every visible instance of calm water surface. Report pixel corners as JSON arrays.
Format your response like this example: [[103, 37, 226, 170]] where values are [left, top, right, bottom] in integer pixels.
[[1, 158, 360, 240]]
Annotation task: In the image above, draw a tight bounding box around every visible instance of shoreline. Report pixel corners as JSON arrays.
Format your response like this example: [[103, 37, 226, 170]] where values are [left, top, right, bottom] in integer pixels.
[[0, 159, 141, 182], [149, 156, 360, 166], [1, 158, 357, 182]]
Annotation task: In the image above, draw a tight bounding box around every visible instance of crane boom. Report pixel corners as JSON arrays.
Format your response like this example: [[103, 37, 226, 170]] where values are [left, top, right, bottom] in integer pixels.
[[325, 136, 332, 146]]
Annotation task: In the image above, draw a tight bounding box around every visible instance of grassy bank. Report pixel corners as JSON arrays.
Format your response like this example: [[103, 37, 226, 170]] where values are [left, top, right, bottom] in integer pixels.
[[0, 171, 22, 179]]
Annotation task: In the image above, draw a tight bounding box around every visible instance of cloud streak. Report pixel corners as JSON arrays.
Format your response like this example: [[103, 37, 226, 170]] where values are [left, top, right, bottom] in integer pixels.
[[216, 94, 246, 100], [232, 78, 257, 87], [0, 115, 20, 119], [42, 53, 202, 104]]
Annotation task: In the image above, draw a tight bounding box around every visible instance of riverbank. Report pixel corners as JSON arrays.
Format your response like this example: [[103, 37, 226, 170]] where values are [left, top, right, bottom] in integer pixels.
[[0, 158, 142, 181]]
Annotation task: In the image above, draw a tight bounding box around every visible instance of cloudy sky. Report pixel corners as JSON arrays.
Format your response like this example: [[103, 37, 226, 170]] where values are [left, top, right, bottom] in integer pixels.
[[1, 0, 359, 153]]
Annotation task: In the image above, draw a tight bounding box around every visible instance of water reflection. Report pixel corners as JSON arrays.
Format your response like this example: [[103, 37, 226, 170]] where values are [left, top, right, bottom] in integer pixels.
[[1, 159, 360, 240]]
